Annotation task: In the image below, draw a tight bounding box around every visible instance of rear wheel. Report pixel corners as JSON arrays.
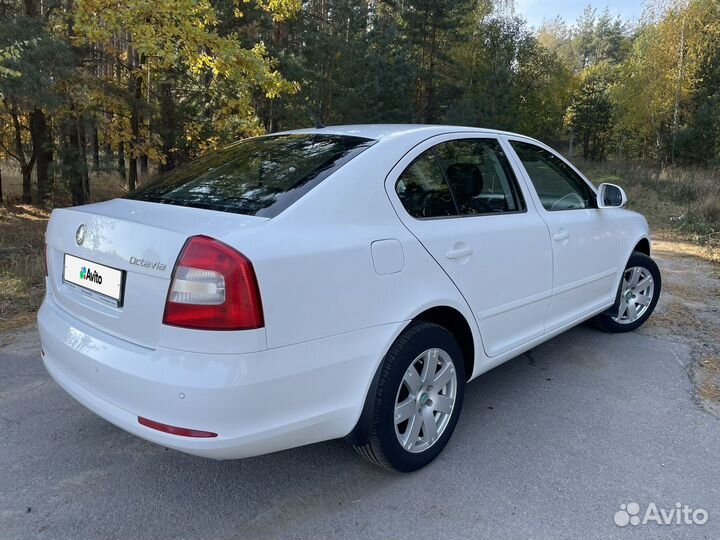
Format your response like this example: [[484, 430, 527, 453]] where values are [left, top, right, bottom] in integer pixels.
[[595, 252, 661, 333], [353, 322, 465, 472]]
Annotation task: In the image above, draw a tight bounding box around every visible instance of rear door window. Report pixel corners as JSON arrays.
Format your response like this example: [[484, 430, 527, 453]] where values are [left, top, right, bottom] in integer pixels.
[[127, 134, 374, 218], [395, 151, 458, 218], [433, 139, 525, 215]]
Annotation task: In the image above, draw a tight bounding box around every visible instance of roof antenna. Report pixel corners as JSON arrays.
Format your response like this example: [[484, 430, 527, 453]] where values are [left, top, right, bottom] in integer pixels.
[[303, 102, 325, 129]]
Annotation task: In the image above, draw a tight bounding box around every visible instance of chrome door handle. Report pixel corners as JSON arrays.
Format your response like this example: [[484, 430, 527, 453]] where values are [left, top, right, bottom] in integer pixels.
[[446, 248, 473, 259], [553, 229, 569, 242]]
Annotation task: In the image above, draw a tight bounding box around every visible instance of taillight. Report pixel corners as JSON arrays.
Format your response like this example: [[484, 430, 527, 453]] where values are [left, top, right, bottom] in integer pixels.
[[163, 235, 264, 330]]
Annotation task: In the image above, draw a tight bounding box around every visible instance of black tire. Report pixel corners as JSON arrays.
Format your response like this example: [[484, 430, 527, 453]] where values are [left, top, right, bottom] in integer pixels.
[[353, 322, 465, 472], [594, 251, 661, 333]]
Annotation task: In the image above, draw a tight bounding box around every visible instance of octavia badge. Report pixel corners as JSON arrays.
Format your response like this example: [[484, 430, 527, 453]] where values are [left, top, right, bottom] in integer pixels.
[[75, 224, 86, 246]]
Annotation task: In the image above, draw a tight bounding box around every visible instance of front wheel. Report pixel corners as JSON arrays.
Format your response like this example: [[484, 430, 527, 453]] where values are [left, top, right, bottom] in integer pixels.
[[353, 322, 465, 472], [595, 251, 661, 333]]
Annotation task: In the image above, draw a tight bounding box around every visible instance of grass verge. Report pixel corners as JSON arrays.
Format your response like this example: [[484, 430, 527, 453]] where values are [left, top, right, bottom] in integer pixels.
[[697, 357, 720, 403], [0, 205, 48, 332], [579, 160, 720, 263]]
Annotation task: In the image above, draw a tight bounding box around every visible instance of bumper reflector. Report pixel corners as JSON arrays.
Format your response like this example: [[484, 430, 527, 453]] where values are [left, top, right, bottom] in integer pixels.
[[138, 416, 218, 438]]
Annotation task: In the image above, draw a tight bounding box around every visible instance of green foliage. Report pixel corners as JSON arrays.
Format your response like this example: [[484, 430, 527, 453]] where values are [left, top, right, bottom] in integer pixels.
[[610, 0, 718, 163], [447, 14, 573, 140], [566, 62, 616, 160], [0, 39, 36, 79], [0, 0, 718, 208], [69, 0, 301, 163]]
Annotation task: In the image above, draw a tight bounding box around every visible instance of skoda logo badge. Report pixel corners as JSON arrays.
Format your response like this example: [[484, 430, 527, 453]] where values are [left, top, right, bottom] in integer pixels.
[[75, 224, 86, 246]]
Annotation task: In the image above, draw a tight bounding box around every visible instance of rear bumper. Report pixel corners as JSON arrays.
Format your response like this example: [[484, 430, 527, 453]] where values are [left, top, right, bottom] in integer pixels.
[[38, 296, 403, 459]]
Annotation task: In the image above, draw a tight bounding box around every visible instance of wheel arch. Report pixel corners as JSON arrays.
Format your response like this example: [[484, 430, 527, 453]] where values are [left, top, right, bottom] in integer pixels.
[[345, 303, 478, 447], [633, 237, 651, 256], [411, 306, 475, 382]]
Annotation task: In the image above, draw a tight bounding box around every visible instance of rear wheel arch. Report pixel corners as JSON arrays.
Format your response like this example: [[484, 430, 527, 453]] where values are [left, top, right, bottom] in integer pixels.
[[411, 306, 475, 382], [345, 305, 475, 448], [350, 321, 466, 471]]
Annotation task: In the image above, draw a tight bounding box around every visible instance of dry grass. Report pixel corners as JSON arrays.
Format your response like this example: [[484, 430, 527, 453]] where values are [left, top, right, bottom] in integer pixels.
[[697, 356, 720, 404], [2, 167, 130, 207], [0, 166, 127, 330], [0, 204, 49, 331], [652, 238, 720, 266], [579, 160, 720, 263]]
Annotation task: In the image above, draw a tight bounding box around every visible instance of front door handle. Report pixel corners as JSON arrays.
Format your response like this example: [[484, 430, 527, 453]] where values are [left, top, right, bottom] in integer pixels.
[[553, 229, 569, 242], [446, 248, 473, 260]]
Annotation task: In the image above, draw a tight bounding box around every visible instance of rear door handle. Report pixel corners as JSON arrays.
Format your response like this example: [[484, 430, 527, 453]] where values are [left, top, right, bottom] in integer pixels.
[[446, 248, 473, 260], [553, 229, 569, 242]]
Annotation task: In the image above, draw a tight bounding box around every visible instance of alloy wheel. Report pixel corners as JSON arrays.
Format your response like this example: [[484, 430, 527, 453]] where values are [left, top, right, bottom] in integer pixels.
[[393, 348, 457, 453], [612, 266, 655, 324]]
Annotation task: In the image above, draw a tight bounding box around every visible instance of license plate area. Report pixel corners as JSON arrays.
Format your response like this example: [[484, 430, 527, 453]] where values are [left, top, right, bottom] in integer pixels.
[[63, 254, 125, 307]]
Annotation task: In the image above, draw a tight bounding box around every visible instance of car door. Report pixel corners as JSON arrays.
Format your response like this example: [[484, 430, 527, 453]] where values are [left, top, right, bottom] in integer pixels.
[[505, 138, 621, 333], [386, 135, 553, 358]]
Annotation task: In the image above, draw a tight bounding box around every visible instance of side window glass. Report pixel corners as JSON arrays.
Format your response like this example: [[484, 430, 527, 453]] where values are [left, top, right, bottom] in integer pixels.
[[395, 150, 458, 218], [434, 139, 525, 215], [510, 141, 595, 211]]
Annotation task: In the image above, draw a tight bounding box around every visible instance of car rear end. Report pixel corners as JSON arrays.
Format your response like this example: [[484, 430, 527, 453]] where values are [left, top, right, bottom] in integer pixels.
[[38, 133, 398, 459]]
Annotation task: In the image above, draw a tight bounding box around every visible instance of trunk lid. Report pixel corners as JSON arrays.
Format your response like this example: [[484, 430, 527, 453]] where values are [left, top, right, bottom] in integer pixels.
[[45, 198, 268, 349]]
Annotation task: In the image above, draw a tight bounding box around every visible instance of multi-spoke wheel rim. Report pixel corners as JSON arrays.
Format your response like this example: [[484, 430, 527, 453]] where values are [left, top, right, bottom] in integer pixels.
[[612, 266, 655, 324], [394, 348, 457, 454]]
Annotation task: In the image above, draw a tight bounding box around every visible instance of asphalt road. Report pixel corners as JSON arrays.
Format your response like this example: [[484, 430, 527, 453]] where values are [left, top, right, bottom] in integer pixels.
[[1, 250, 719, 540]]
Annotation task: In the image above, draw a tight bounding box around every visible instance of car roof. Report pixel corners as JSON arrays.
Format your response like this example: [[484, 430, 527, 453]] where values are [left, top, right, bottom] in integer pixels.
[[276, 124, 532, 142]]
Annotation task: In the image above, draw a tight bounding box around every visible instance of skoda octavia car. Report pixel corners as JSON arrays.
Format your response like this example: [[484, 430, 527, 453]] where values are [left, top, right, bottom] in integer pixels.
[[38, 125, 661, 471]]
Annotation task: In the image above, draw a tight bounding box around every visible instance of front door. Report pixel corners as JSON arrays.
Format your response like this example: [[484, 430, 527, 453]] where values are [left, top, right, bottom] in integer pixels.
[[506, 138, 621, 333]]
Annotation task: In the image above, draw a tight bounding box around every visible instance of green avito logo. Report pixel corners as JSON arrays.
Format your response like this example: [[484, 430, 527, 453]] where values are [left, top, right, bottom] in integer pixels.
[[79, 266, 103, 285]]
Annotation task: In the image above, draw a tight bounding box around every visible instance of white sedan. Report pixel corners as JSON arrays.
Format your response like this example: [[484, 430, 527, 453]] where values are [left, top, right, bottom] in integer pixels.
[[38, 125, 661, 472]]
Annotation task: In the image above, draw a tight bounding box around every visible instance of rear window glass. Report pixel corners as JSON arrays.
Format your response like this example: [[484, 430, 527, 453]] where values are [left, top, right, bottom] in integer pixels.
[[126, 134, 374, 217]]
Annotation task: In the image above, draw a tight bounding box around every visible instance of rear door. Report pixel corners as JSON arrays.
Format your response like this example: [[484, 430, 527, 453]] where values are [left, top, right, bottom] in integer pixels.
[[505, 138, 621, 332], [386, 135, 553, 358]]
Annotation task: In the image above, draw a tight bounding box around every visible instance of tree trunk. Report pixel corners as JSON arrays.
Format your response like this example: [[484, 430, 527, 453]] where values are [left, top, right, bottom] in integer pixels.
[[582, 131, 590, 160], [103, 134, 112, 162], [92, 124, 100, 170], [158, 80, 177, 173], [104, 108, 113, 161], [78, 119, 90, 200], [21, 166, 32, 202], [425, 23, 437, 123], [0, 166, 3, 204], [117, 140, 126, 181], [129, 159, 138, 189], [63, 117, 86, 206], [115, 52, 125, 180], [23, 0, 38, 17], [671, 17, 686, 165], [128, 119, 139, 191], [127, 48, 142, 191], [24, 0, 52, 205], [30, 109, 52, 206], [21, 172, 32, 204], [9, 105, 34, 204]]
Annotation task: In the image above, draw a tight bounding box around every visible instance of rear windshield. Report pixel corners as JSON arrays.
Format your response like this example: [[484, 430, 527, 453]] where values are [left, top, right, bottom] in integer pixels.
[[126, 134, 374, 217]]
